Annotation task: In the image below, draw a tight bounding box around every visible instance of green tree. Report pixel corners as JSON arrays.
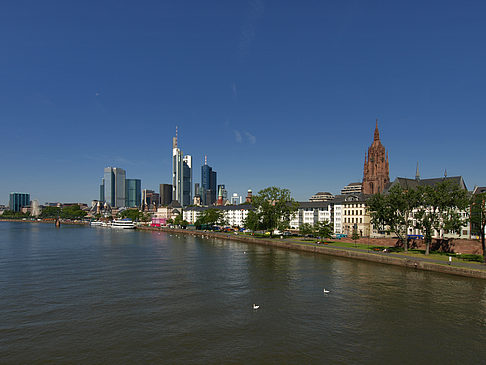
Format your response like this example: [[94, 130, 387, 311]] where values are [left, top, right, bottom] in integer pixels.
[[249, 186, 298, 236], [414, 180, 469, 255], [313, 220, 333, 239], [243, 210, 261, 232], [119, 209, 142, 221], [1, 210, 30, 219], [195, 208, 226, 228], [367, 185, 418, 252], [471, 192, 486, 262], [299, 223, 313, 236], [141, 213, 152, 222], [173, 214, 188, 227], [352, 226, 360, 246], [40, 206, 61, 219], [60, 205, 87, 219]]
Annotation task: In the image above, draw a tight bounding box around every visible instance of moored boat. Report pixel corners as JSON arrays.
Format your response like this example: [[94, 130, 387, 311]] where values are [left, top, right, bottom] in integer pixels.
[[111, 219, 136, 229]]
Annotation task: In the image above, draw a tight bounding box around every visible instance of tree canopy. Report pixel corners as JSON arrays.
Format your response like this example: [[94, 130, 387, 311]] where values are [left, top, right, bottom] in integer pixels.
[[60, 205, 87, 220], [470, 192, 486, 261], [368, 180, 469, 255], [413, 181, 469, 255], [119, 209, 142, 221], [39, 206, 61, 219], [173, 214, 189, 227], [367, 185, 417, 252], [195, 209, 226, 228], [244, 186, 298, 235]]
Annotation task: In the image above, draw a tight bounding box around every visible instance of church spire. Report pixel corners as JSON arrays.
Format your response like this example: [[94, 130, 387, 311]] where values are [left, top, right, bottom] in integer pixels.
[[362, 119, 390, 195], [374, 119, 380, 141]]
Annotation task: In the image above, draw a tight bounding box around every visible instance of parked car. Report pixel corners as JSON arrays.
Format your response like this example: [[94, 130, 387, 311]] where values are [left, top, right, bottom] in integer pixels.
[[333, 233, 347, 239]]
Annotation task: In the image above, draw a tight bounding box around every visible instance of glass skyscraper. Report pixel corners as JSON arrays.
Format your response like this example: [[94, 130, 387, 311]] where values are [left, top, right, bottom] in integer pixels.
[[159, 184, 173, 206], [9, 192, 30, 212], [103, 167, 126, 208], [201, 157, 217, 205], [172, 130, 192, 207], [125, 179, 141, 208], [99, 178, 105, 203]]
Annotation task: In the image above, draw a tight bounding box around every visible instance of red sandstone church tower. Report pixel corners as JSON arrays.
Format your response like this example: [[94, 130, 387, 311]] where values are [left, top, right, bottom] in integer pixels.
[[362, 120, 390, 195]]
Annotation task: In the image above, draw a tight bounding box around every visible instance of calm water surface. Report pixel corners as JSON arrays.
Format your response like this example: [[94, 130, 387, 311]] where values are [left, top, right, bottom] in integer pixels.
[[1, 222, 486, 364]]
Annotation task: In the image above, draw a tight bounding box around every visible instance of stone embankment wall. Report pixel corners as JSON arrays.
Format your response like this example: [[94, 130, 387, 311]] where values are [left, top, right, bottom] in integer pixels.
[[138, 227, 486, 280]]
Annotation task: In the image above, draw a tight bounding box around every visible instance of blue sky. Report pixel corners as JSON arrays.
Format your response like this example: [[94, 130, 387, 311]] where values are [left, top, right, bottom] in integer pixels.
[[1, 0, 485, 204]]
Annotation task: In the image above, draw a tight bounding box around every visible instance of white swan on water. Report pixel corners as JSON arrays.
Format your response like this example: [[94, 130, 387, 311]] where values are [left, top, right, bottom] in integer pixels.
[[253, 304, 259, 310], [323, 289, 330, 294]]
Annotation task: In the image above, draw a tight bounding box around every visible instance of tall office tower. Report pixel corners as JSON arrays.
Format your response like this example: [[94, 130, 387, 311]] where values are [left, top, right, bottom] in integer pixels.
[[99, 178, 105, 203], [9, 192, 30, 212], [182, 155, 192, 206], [125, 179, 141, 208], [201, 155, 217, 205], [172, 128, 192, 206], [103, 167, 126, 208], [194, 183, 200, 196], [210, 170, 217, 204], [159, 184, 173, 206], [142, 189, 160, 211]]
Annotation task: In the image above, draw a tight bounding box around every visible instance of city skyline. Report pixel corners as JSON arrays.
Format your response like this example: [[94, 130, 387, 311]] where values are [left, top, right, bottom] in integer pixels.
[[1, 1, 486, 204]]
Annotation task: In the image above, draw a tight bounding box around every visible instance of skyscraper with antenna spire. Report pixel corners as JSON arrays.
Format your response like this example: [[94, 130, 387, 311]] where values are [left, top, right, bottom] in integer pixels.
[[172, 127, 192, 206], [201, 155, 217, 205]]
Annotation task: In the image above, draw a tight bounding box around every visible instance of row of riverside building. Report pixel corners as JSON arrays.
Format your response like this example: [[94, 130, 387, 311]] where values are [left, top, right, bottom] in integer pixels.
[[177, 121, 485, 240]]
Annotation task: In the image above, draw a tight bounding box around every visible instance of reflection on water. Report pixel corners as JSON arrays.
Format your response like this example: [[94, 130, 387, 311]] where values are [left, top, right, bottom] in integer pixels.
[[1, 222, 486, 364]]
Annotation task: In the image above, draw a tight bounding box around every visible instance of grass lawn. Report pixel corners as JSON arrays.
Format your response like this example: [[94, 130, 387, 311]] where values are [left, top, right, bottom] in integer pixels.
[[287, 238, 484, 265], [222, 232, 485, 265]]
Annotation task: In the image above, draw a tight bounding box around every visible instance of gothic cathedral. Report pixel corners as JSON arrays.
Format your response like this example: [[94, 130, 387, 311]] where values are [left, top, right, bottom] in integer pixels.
[[362, 120, 390, 194]]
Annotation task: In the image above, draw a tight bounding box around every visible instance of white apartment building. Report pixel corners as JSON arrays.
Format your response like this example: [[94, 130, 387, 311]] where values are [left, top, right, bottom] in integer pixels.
[[182, 205, 252, 227], [289, 202, 333, 230]]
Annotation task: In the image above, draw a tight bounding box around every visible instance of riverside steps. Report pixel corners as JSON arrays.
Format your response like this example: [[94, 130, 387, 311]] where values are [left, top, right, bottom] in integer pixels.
[[138, 226, 486, 280]]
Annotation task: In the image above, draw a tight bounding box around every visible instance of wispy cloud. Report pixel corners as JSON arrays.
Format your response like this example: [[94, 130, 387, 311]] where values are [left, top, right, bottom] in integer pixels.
[[244, 131, 256, 144], [238, 0, 265, 61], [233, 129, 256, 144], [234, 130, 243, 143]]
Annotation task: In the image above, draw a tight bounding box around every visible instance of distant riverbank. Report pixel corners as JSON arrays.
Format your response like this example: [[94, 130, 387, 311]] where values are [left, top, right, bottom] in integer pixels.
[[0, 219, 87, 225], [138, 226, 486, 280]]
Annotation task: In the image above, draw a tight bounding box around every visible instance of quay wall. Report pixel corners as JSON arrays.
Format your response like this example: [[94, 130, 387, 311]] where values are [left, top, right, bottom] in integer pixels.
[[139, 226, 486, 280]]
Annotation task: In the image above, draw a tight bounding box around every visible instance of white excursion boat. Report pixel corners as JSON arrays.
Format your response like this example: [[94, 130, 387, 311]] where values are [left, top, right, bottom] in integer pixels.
[[90, 221, 103, 227], [111, 219, 136, 229]]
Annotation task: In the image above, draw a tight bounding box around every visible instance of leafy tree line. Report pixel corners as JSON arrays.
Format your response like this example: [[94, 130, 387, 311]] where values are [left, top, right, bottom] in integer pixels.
[[195, 209, 225, 229], [39, 205, 87, 220], [0, 210, 30, 219], [118, 209, 151, 222], [367, 180, 470, 256]]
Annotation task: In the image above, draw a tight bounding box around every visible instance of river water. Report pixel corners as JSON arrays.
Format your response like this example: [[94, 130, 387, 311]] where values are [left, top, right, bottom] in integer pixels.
[[1, 222, 486, 364]]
